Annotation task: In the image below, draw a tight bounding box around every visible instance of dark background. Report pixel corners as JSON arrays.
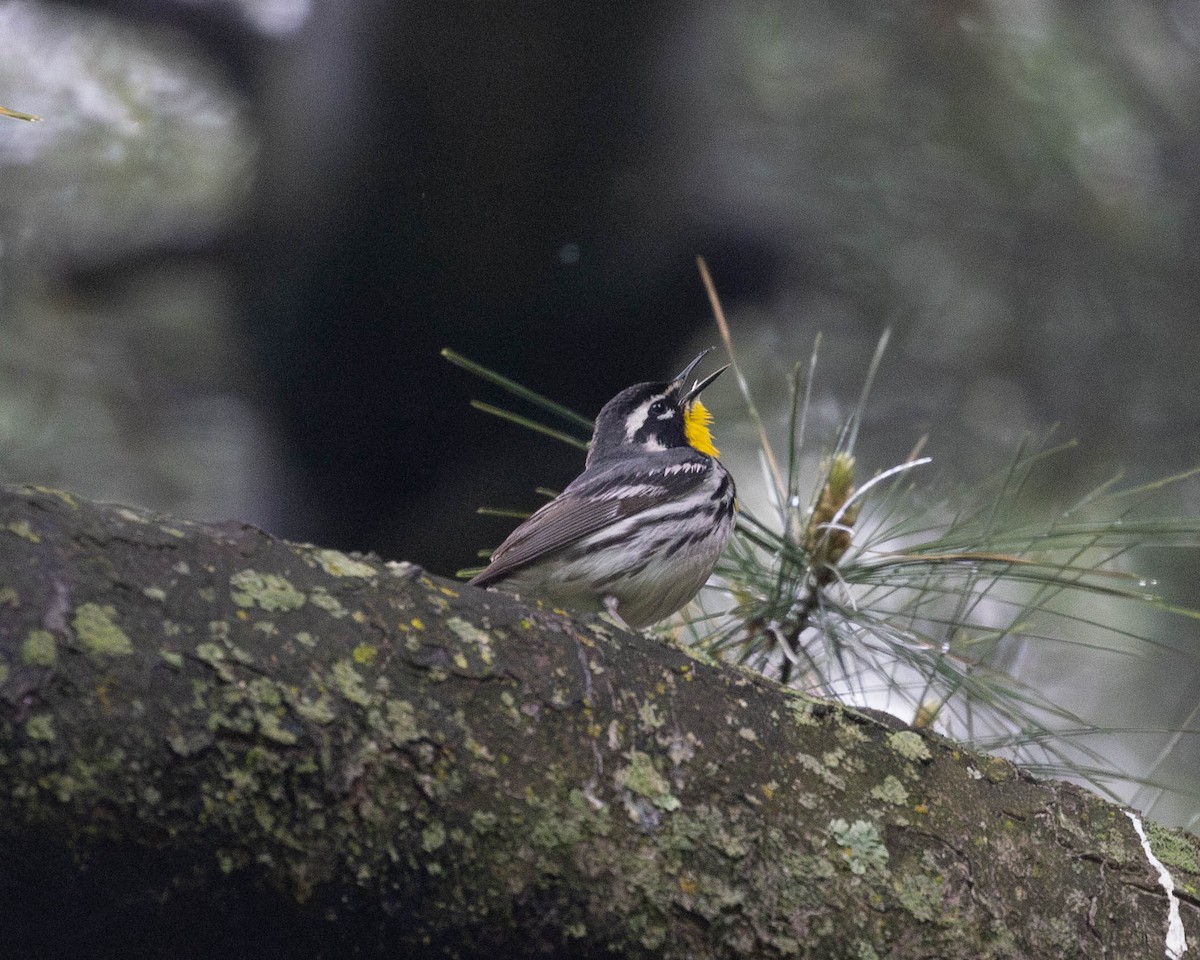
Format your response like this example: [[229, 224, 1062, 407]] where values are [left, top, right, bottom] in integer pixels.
[[1, 0, 1199, 822]]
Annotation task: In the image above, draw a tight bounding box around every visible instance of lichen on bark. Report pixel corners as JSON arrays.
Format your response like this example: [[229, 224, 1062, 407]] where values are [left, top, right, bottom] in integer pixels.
[[0, 482, 1197, 959]]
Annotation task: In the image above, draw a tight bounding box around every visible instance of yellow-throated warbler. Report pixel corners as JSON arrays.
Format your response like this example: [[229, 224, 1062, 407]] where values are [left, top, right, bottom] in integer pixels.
[[470, 350, 736, 628]]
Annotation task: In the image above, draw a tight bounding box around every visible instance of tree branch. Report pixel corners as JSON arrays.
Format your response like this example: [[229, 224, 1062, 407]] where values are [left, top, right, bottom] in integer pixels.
[[1, 483, 1197, 958]]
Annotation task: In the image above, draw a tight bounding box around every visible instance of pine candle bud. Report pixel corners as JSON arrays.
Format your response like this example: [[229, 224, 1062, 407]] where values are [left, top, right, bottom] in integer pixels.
[[806, 453, 859, 576]]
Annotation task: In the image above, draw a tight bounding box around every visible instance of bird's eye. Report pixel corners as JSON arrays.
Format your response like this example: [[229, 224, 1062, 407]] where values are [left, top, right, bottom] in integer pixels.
[[649, 399, 668, 417]]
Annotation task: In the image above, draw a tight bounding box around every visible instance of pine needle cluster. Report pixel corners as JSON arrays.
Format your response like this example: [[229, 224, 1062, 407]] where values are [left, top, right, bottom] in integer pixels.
[[446, 261, 1200, 825]]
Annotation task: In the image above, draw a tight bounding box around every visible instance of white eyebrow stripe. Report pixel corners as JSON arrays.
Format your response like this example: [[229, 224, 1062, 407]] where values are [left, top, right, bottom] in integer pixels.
[[624, 399, 653, 441]]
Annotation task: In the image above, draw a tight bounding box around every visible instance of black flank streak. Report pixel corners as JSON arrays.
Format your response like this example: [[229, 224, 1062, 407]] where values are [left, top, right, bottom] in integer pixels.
[[595, 558, 653, 589], [574, 502, 714, 557]]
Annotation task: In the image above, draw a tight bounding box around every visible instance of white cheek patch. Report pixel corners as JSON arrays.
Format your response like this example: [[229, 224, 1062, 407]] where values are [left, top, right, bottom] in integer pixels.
[[657, 409, 674, 420]]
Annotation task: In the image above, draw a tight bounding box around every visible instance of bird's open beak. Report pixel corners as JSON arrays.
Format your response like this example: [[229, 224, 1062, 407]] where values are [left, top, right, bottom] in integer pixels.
[[673, 349, 729, 404]]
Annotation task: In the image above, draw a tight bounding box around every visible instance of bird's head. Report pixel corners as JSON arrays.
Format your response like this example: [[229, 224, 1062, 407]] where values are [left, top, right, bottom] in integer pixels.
[[587, 350, 729, 466]]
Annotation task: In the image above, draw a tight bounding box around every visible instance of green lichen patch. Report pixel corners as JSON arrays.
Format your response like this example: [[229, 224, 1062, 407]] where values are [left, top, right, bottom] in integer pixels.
[[292, 691, 336, 725], [229, 570, 306, 612], [245, 677, 300, 745], [22, 629, 57, 667], [886, 730, 932, 763], [6, 519, 41, 542], [795, 752, 847, 791], [257, 710, 299, 745], [785, 693, 825, 728], [370, 699, 420, 745], [44, 750, 125, 804], [195, 641, 226, 666], [616, 749, 679, 811], [421, 822, 447, 853], [869, 775, 910, 807], [830, 706, 869, 738], [445, 616, 494, 667], [0, 585, 18, 607], [822, 747, 846, 768], [309, 587, 349, 618], [637, 701, 665, 731], [526, 788, 613, 857], [158, 648, 185, 670], [331, 659, 372, 707], [167, 727, 214, 757], [29, 485, 77, 508], [445, 616, 488, 645], [73, 603, 133, 656], [311, 549, 378, 578], [194, 640, 240, 682], [529, 802, 587, 851], [1146, 821, 1199, 873], [979, 755, 1018, 783], [828, 818, 890, 876], [894, 864, 947, 922], [25, 713, 56, 741]]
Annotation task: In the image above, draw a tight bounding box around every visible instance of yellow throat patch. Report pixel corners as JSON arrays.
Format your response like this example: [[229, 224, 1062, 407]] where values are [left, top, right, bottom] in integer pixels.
[[684, 399, 720, 458]]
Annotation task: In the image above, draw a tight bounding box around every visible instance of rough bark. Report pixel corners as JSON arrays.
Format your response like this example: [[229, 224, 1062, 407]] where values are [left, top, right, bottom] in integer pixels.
[[0, 482, 1197, 959]]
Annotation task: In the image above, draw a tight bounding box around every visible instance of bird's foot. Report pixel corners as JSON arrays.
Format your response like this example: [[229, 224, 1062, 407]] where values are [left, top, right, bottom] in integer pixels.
[[600, 595, 632, 632]]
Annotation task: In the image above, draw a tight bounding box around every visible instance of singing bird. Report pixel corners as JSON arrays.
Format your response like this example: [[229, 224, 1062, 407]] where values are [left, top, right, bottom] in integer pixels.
[[471, 351, 736, 628]]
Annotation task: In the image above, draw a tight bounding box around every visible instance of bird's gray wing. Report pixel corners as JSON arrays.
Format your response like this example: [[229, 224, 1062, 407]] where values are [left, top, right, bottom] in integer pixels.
[[469, 458, 709, 587]]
